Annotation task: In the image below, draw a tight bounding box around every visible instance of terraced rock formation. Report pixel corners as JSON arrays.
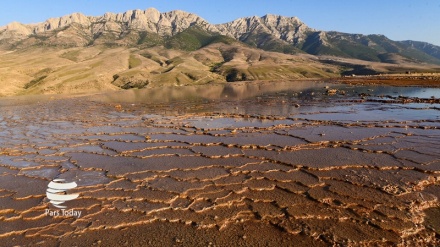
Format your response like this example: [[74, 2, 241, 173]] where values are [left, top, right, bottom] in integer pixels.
[[0, 82, 438, 246]]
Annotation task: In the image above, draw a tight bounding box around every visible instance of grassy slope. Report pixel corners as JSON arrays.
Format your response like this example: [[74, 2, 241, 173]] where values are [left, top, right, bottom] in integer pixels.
[[2, 38, 438, 97], [0, 42, 341, 96], [304, 32, 440, 65]]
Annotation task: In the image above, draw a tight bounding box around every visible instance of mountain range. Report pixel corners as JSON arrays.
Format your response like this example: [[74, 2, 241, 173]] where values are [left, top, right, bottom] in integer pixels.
[[0, 8, 439, 96]]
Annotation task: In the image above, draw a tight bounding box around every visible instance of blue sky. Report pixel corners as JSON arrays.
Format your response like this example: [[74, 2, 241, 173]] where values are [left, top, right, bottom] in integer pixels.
[[1, 0, 439, 46]]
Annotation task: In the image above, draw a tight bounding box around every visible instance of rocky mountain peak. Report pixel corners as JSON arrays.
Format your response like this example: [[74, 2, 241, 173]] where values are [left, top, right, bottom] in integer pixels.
[[145, 8, 161, 23], [1, 9, 311, 45], [1, 8, 439, 65], [33, 12, 90, 33], [0, 8, 221, 43], [92, 8, 217, 36], [3, 21, 31, 33], [260, 14, 312, 43], [216, 14, 312, 45], [160, 9, 215, 35], [0, 22, 33, 41]]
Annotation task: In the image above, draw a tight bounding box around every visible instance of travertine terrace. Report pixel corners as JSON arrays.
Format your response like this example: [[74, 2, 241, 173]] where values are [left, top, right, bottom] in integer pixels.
[[0, 81, 439, 246]]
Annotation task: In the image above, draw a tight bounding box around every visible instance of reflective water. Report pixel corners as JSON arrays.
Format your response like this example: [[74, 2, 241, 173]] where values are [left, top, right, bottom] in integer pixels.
[[89, 81, 440, 127], [91, 81, 440, 103]]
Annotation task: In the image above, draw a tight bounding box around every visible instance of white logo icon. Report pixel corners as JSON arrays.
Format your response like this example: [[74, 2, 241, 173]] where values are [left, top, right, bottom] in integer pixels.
[[46, 179, 79, 209]]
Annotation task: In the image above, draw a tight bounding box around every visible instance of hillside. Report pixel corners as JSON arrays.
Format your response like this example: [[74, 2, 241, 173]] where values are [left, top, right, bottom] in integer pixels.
[[1, 8, 440, 96], [0, 42, 345, 96]]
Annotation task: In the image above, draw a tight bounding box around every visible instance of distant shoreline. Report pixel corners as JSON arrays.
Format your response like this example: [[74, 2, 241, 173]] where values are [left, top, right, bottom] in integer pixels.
[[327, 74, 440, 88]]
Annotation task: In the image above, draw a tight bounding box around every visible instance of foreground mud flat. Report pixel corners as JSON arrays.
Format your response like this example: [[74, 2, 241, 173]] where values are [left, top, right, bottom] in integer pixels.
[[0, 81, 439, 246]]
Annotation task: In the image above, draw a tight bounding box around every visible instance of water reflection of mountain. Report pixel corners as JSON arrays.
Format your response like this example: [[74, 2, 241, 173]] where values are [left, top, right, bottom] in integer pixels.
[[93, 81, 326, 104]]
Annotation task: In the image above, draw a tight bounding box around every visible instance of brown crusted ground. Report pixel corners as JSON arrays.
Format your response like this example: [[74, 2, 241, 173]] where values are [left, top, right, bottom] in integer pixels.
[[0, 82, 439, 247], [330, 75, 440, 88]]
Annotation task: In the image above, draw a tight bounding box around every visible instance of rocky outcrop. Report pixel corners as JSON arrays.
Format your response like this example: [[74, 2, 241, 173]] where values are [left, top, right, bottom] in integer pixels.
[[216, 14, 314, 45], [1, 8, 440, 64], [93, 8, 219, 36], [0, 8, 311, 45], [0, 22, 33, 41], [0, 8, 220, 41], [33, 12, 91, 33]]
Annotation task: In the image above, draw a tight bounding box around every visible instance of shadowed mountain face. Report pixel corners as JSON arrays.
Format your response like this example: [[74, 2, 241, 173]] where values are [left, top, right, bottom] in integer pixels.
[[0, 8, 439, 96], [301, 32, 440, 65]]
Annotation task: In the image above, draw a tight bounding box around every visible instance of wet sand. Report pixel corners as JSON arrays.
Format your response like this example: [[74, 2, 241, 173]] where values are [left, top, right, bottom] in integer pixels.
[[0, 81, 439, 246]]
